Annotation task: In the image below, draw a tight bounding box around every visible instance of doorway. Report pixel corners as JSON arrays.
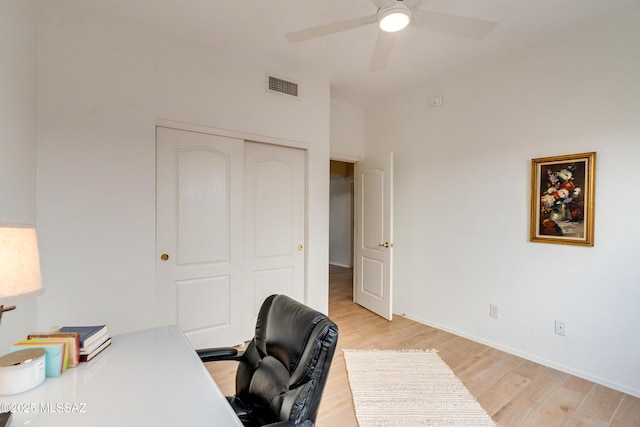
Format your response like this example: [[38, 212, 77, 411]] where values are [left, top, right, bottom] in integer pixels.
[[329, 160, 354, 304], [329, 160, 354, 272], [330, 154, 394, 320]]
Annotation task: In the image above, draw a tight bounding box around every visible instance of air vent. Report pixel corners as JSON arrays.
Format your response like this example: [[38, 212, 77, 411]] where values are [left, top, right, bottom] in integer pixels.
[[266, 74, 299, 98]]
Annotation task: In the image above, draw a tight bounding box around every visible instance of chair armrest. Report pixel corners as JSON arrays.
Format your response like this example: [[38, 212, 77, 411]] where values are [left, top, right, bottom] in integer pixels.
[[196, 347, 244, 362]]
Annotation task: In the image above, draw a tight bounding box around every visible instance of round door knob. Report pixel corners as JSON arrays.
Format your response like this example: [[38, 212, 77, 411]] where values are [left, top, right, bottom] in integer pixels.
[[297, 244, 303, 251], [160, 253, 169, 261]]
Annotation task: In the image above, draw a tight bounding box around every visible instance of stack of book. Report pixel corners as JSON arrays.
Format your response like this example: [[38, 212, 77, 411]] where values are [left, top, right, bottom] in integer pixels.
[[8, 325, 111, 377], [11, 332, 79, 376], [60, 325, 111, 362]]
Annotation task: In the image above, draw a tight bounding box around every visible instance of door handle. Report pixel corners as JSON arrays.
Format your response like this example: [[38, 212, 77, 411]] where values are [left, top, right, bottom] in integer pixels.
[[377, 242, 394, 248], [160, 253, 170, 261]]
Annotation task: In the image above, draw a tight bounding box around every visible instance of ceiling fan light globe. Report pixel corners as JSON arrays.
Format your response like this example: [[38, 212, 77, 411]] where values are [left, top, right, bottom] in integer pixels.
[[378, 5, 411, 32]]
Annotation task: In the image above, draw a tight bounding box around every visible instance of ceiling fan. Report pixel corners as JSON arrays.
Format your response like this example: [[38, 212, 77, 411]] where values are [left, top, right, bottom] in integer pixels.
[[284, 0, 497, 71]]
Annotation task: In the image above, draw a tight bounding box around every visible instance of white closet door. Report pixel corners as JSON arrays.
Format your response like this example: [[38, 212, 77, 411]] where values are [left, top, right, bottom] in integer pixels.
[[157, 128, 307, 347], [156, 126, 247, 348], [245, 142, 306, 316]]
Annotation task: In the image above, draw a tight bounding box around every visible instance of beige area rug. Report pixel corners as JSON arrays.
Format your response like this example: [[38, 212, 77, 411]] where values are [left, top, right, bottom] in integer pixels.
[[343, 349, 496, 426]]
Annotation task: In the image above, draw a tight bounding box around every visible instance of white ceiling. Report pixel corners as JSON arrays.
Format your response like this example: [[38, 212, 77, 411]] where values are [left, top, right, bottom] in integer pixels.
[[80, 0, 640, 106]]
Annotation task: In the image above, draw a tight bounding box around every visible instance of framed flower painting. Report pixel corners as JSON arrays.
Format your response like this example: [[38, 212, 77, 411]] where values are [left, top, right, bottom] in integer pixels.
[[530, 152, 596, 246]]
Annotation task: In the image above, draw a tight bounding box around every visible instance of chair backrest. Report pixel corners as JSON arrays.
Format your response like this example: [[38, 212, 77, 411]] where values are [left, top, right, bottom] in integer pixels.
[[235, 294, 339, 425]]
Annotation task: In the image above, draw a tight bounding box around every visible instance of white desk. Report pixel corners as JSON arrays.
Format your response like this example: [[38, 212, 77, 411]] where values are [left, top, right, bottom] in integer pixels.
[[0, 325, 243, 426]]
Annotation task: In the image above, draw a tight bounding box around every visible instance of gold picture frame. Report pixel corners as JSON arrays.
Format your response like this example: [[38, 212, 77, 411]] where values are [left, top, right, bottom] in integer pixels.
[[530, 152, 596, 246]]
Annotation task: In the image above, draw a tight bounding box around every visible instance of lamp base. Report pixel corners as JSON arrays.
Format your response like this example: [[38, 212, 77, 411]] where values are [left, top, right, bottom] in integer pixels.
[[0, 348, 46, 395]]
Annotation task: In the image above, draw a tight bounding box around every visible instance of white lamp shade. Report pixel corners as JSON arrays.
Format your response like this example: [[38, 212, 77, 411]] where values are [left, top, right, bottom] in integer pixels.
[[0, 225, 43, 299]]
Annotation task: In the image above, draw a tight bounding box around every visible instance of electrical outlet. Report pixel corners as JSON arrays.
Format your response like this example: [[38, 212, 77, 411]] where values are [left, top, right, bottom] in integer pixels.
[[555, 320, 566, 336], [490, 304, 500, 319]]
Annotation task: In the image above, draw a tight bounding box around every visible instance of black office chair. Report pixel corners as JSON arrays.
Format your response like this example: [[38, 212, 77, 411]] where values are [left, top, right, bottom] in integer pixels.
[[197, 294, 339, 427]]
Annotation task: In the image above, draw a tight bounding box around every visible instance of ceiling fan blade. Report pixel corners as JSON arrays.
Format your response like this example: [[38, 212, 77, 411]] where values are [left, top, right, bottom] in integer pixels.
[[411, 10, 497, 39], [285, 14, 377, 43], [369, 31, 396, 72]]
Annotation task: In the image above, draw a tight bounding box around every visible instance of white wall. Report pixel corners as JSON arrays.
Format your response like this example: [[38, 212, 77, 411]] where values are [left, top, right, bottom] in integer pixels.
[[365, 11, 640, 396], [330, 98, 365, 161], [0, 0, 38, 351], [35, 0, 331, 336]]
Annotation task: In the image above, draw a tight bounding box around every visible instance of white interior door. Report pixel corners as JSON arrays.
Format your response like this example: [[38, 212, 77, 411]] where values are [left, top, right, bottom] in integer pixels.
[[245, 142, 306, 318], [354, 152, 393, 320], [156, 126, 247, 348]]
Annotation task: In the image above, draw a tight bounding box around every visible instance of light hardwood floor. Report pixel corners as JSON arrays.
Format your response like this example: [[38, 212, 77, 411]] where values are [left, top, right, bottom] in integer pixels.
[[206, 265, 640, 426]]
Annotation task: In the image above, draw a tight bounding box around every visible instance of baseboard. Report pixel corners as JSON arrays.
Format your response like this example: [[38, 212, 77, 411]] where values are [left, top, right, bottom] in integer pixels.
[[395, 310, 640, 399], [329, 262, 352, 269]]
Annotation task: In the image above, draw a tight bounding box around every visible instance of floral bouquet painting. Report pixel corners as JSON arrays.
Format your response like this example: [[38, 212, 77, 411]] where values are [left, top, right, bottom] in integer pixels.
[[530, 152, 596, 246]]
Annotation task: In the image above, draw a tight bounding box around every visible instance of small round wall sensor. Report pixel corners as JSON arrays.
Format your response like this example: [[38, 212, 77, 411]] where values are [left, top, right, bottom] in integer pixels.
[[430, 95, 444, 108]]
